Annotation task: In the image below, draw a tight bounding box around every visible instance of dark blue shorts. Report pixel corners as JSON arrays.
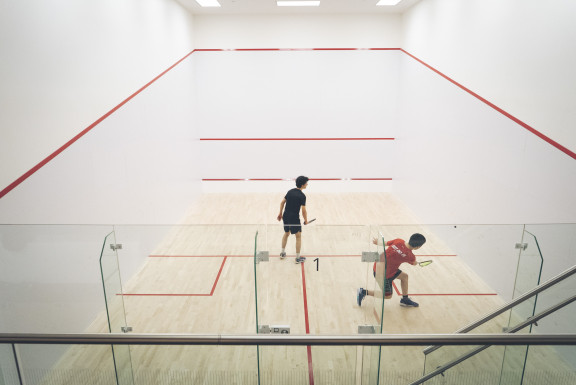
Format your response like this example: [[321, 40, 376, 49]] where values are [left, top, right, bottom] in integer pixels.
[[374, 269, 402, 296], [283, 216, 301, 234]]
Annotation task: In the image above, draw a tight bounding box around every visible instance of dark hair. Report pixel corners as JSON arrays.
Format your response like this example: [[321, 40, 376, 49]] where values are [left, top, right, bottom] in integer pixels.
[[408, 233, 426, 248], [296, 176, 309, 188]]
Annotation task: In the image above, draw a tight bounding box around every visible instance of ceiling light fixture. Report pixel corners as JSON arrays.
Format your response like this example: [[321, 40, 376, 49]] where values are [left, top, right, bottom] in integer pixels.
[[195, 0, 221, 7], [277, 1, 320, 7], [376, 0, 401, 6]]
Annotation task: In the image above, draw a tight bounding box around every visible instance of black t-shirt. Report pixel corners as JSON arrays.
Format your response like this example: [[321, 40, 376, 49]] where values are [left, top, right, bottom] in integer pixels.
[[283, 188, 306, 220]]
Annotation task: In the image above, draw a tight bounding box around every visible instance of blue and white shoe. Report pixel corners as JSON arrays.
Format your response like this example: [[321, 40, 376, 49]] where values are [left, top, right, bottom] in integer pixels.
[[280, 251, 286, 259], [295, 256, 306, 264], [357, 288, 366, 306], [400, 297, 419, 307]]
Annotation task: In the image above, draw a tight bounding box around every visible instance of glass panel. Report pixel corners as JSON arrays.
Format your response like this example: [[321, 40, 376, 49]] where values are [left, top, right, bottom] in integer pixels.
[[499, 230, 544, 385], [0, 344, 20, 385], [17, 344, 116, 385], [99, 231, 134, 385], [109, 224, 258, 382], [255, 224, 308, 384]]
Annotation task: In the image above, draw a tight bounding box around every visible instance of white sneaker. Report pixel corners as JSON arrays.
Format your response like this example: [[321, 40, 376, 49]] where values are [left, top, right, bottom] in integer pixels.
[[280, 251, 286, 259]]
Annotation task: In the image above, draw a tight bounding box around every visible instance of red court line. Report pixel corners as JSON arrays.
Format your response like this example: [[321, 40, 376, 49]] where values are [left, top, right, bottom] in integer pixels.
[[400, 49, 576, 160], [201, 137, 395, 140], [121, 256, 227, 296], [300, 263, 315, 385], [391, 282, 496, 296], [201, 178, 392, 181]]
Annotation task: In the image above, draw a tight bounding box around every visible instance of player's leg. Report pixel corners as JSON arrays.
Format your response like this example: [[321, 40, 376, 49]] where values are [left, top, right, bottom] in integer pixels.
[[398, 272, 419, 307], [295, 232, 302, 254], [294, 230, 305, 264], [280, 225, 290, 259]]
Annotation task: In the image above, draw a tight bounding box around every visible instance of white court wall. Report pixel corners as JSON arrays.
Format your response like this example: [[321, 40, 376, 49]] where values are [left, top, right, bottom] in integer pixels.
[[395, 0, 576, 302], [194, 49, 401, 193], [0, 0, 196, 193], [193, 14, 402, 49], [0, 56, 202, 224], [401, 0, 576, 154]]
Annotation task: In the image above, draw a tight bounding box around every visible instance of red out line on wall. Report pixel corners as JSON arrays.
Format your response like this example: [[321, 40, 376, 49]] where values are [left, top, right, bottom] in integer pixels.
[[400, 49, 576, 160], [3, 47, 573, 201]]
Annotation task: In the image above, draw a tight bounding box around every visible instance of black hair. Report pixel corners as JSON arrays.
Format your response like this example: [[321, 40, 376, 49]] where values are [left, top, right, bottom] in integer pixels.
[[408, 233, 426, 248], [296, 176, 309, 188]]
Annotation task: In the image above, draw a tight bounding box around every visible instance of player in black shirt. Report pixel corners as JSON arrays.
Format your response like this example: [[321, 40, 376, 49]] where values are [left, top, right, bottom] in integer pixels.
[[277, 176, 309, 263]]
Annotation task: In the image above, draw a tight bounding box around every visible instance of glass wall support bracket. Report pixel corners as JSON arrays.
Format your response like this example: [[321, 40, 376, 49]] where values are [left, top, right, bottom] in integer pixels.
[[258, 324, 290, 334], [256, 251, 269, 263], [121, 326, 133, 333], [361, 251, 379, 262], [358, 325, 376, 334], [515, 243, 527, 250], [110, 244, 123, 251]]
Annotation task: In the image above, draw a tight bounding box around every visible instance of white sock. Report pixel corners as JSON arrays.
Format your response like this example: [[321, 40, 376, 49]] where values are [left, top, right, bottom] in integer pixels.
[[296, 253, 300, 258], [281, 248, 285, 253]]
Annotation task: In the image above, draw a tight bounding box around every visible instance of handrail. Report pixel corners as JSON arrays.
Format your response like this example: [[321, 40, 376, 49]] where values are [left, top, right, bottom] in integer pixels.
[[1, 333, 575, 346], [410, 294, 576, 385], [423, 264, 576, 355]]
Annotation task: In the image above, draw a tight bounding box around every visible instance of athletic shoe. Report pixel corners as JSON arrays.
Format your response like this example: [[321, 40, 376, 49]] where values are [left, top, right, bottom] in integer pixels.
[[400, 297, 419, 307], [295, 256, 306, 264], [357, 288, 366, 307], [280, 252, 286, 259]]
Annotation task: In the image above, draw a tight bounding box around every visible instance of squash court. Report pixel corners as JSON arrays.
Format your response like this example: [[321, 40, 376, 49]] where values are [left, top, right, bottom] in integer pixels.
[[36, 192, 574, 385]]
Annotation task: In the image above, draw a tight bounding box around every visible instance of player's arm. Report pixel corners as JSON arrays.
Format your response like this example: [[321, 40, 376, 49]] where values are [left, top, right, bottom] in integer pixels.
[[277, 198, 286, 221], [301, 205, 308, 224]]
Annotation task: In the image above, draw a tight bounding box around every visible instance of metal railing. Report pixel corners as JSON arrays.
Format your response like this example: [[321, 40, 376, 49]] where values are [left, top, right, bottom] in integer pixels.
[[1, 333, 575, 346], [423, 264, 576, 355]]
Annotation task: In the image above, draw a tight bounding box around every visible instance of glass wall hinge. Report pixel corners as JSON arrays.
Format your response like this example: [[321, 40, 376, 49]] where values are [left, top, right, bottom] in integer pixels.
[[121, 326, 133, 333], [110, 244, 123, 251], [515, 243, 528, 251]]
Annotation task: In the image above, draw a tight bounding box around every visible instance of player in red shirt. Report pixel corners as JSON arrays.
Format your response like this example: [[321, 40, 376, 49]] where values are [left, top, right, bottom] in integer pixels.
[[357, 233, 426, 307]]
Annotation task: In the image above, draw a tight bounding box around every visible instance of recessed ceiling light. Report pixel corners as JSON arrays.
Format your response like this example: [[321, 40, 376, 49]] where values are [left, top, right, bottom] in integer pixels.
[[377, 0, 401, 6], [195, 0, 221, 7], [277, 1, 320, 7]]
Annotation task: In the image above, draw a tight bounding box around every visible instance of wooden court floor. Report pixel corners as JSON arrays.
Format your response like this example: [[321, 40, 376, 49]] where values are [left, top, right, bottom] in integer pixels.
[[43, 193, 574, 385]]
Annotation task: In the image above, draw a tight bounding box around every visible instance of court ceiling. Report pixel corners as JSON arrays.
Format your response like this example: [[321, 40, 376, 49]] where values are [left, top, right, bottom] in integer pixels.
[[176, 0, 422, 15]]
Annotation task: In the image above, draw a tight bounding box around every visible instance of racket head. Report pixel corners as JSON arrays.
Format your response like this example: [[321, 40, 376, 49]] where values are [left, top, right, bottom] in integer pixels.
[[418, 260, 433, 267]]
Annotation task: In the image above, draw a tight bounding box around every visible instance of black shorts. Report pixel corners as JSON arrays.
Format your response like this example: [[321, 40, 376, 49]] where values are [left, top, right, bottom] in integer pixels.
[[283, 216, 301, 234], [374, 269, 402, 297]]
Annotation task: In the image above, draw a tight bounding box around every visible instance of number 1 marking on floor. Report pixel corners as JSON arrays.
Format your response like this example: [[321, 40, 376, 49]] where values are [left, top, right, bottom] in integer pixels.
[[313, 258, 319, 271]]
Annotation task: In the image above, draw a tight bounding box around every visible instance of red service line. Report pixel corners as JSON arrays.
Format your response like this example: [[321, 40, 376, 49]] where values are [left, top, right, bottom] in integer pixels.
[[121, 256, 227, 296], [391, 282, 496, 297], [202, 178, 392, 181], [200, 137, 394, 141]]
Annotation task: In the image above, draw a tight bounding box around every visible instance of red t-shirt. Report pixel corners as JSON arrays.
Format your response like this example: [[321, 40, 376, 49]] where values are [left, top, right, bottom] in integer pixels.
[[373, 238, 416, 278]]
